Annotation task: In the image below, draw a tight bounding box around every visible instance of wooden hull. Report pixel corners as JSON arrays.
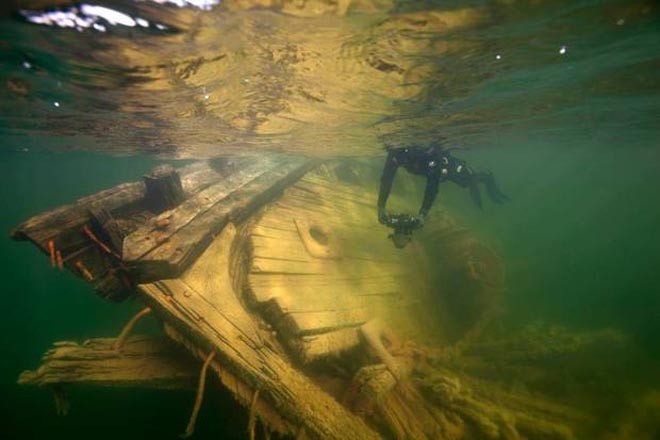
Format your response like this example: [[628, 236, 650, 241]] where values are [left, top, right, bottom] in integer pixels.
[[14, 158, 577, 440]]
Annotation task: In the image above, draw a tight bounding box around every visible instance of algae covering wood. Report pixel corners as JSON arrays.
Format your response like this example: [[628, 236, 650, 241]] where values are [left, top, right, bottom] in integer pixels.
[[138, 224, 381, 440], [247, 170, 433, 363]]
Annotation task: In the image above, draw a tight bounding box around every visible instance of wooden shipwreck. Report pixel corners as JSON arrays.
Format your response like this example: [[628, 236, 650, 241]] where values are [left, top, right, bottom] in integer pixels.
[[13, 155, 582, 439]]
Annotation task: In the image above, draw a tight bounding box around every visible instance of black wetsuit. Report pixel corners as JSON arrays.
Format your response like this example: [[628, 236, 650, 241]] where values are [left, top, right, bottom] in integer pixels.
[[377, 145, 508, 225]]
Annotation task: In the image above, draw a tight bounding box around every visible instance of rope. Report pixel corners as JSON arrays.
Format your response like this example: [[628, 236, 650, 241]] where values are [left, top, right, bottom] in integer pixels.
[[248, 388, 261, 440], [114, 307, 152, 350], [181, 351, 216, 438]]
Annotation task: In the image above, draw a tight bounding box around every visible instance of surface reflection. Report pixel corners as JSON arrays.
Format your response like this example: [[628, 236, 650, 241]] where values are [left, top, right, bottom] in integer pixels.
[[1, 0, 658, 159]]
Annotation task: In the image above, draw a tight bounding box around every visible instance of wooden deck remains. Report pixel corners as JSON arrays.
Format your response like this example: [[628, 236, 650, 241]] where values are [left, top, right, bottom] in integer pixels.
[[12, 155, 314, 300], [247, 171, 437, 364]]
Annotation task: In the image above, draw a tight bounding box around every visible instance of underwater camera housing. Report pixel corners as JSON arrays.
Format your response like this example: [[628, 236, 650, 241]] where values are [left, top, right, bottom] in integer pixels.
[[385, 213, 424, 249]]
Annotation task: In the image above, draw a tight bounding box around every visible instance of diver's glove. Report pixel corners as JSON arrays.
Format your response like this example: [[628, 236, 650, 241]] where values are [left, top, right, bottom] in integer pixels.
[[415, 213, 426, 228], [378, 207, 390, 225]]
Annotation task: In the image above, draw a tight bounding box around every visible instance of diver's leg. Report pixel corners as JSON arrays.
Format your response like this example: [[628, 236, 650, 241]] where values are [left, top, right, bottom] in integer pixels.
[[478, 171, 509, 203], [469, 183, 483, 210]]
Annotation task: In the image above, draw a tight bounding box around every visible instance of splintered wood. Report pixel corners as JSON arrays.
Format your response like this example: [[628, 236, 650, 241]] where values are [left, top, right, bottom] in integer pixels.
[[18, 336, 198, 389], [247, 172, 434, 364]]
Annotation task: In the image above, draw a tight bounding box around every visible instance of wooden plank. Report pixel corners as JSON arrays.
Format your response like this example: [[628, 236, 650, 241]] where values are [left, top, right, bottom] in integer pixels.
[[285, 186, 376, 211], [123, 157, 276, 261], [279, 309, 370, 336], [252, 236, 311, 262], [264, 289, 411, 314], [251, 239, 401, 264], [245, 168, 432, 364], [252, 225, 302, 241], [161, 322, 293, 436], [248, 270, 405, 305], [12, 182, 144, 249], [137, 224, 381, 440], [249, 272, 406, 288], [11, 161, 225, 251], [297, 175, 373, 200], [290, 328, 362, 364], [251, 256, 404, 277], [127, 159, 315, 281], [259, 209, 380, 234], [18, 336, 198, 389]]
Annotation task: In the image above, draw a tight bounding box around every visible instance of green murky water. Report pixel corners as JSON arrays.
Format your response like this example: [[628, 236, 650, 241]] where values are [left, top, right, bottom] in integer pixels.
[[1, 0, 659, 438]]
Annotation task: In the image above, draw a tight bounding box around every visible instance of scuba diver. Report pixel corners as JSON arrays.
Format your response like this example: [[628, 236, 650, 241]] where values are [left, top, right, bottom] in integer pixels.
[[378, 143, 509, 248]]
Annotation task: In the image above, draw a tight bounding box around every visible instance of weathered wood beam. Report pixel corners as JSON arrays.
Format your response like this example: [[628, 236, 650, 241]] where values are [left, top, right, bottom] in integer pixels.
[[122, 157, 277, 262], [162, 322, 294, 437], [18, 336, 198, 389], [127, 158, 317, 282], [138, 224, 381, 440], [143, 164, 186, 213], [11, 161, 197, 245], [11, 157, 306, 300], [291, 328, 362, 364]]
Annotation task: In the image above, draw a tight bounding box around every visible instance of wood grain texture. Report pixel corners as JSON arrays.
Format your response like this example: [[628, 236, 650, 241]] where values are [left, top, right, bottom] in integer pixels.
[[138, 224, 381, 440], [18, 335, 198, 389], [11, 161, 221, 249], [247, 169, 433, 363], [127, 158, 316, 282], [123, 157, 276, 261]]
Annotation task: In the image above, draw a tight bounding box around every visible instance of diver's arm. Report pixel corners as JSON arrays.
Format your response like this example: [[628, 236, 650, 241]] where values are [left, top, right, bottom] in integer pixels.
[[419, 173, 440, 218], [377, 150, 399, 223]]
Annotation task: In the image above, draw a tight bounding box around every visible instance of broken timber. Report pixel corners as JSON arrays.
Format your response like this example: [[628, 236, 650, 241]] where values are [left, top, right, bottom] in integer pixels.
[[18, 336, 198, 390], [12, 155, 315, 300]]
